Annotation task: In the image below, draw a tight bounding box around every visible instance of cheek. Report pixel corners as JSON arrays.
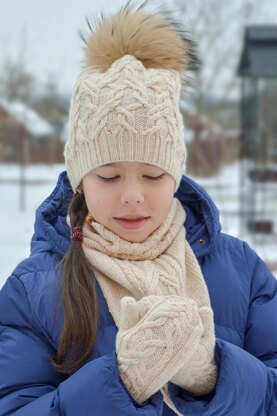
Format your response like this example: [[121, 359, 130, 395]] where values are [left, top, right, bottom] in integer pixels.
[[85, 192, 115, 219], [154, 180, 174, 201], [86, 196, 103, 211], [149, 187, 173, 217], [83, 180, 108, 207], [157, 182, 175, 213]]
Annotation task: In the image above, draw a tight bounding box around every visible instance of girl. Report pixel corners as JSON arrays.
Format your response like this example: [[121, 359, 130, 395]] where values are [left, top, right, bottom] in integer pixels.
[[0, 2, 276, 415]]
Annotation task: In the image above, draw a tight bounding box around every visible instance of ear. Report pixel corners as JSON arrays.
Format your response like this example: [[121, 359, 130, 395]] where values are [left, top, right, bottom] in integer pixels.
[[76, 183, 83, 194], [85, 214, 95, 224]]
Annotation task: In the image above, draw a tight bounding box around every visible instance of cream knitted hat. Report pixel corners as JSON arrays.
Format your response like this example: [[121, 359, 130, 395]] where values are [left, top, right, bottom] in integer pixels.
[[64, 3, 197, 192]]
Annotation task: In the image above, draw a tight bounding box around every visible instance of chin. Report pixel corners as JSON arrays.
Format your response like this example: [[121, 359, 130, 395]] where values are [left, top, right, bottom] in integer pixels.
[[120, 231, 151, 243]]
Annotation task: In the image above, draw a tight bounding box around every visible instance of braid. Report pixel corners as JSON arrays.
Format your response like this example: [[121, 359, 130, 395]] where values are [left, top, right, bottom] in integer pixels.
[[51, 191, 99, 374]]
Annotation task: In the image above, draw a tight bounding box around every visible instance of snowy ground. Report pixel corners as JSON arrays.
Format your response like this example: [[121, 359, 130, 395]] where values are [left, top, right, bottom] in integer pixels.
[[0, 162, 276, 288], [0, 164, 64, 288]]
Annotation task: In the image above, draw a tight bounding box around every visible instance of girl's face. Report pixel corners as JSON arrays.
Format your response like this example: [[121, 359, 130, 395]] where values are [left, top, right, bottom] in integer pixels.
[[82, 161, 175, 242]]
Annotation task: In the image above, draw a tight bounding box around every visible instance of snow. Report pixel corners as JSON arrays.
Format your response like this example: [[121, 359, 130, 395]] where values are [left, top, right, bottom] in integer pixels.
[[192, 162, 277, 271], [0, 99, 54, 137], [0, 162, 276, 289], [0, 164, 64, 287]]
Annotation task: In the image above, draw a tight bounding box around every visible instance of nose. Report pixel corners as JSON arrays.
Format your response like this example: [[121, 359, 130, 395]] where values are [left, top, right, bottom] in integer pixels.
[[120, 181, 145, 205]]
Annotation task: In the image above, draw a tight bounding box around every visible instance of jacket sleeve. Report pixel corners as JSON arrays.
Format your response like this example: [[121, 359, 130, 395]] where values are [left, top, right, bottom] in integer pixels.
[[168, 241, 277, 415], [0, 275, 163, 416]]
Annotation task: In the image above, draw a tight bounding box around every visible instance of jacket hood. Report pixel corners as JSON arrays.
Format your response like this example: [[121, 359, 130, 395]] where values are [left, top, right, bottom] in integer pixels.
[[30, 171, 222, 259]]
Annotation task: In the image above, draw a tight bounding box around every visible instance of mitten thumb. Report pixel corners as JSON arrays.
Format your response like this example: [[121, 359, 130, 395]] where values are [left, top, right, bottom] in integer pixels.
[[198, 306, 215, 336], [119, 296, 140, 330]]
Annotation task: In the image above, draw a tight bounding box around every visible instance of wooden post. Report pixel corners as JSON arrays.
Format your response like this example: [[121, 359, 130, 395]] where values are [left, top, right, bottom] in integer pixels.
[[19, 123, 28, 211]]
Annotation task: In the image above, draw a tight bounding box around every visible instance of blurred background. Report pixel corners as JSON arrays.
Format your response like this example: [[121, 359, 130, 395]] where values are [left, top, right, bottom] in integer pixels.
[[1, 0, 277, 286]]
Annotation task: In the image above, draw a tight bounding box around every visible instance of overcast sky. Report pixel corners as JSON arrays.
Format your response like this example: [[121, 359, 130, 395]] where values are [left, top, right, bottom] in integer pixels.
[[1, 0, 277, 98], [0, 0, 168, 94]]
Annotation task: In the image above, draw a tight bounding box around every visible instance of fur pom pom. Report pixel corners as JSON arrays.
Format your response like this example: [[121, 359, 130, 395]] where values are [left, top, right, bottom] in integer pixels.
[[79, 0, 198, 76]]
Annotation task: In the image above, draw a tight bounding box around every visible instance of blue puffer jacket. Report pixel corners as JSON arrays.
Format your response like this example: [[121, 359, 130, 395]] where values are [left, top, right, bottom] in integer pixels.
[[0, 171, 277, 416]]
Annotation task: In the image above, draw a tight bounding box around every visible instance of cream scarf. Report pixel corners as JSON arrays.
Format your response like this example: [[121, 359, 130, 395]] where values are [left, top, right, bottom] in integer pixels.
[[82, 198, 217, 415]]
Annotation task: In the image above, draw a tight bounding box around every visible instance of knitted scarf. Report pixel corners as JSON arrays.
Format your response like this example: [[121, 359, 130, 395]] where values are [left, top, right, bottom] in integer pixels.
[[82, 197, 216, 415]]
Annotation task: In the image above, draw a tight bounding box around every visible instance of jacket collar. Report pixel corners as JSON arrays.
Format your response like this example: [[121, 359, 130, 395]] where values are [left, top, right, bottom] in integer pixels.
[[176, 175, 221, 257]]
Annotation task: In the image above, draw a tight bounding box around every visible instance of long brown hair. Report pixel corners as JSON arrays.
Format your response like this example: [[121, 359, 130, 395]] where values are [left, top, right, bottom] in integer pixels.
[[51, 190, 99, 374]]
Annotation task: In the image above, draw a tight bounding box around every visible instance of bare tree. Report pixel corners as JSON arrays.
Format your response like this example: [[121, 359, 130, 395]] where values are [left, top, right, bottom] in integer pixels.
[[163, 0, 257, 175], [0, 25, 36, 103], [0, 60, 36, 103], [173, 0, 255, 109]]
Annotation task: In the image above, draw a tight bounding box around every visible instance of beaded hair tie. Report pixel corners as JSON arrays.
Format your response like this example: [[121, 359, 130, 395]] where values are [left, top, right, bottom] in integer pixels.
[[70, 226, 83, 242]]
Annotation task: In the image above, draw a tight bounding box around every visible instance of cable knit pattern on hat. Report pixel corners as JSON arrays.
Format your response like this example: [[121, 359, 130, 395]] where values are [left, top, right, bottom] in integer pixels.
[[65, 56, 186, 192], [82, 198, 217, 413], [63, 3, 199, 193]]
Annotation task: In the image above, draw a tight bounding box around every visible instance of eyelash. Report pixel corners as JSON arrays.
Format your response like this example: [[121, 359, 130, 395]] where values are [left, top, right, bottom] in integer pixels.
[[97, 174, 165, 182]]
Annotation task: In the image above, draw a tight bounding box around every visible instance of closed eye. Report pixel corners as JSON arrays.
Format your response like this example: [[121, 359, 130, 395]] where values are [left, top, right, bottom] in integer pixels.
[[97, 174, 165, 182], [146, 174, 164, 180], [97, 176, 119, 182]]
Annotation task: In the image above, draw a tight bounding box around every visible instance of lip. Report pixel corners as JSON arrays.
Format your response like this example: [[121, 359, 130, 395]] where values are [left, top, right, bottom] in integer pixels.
[[116, 214, 148, 219], [114, 217, 150, 230]]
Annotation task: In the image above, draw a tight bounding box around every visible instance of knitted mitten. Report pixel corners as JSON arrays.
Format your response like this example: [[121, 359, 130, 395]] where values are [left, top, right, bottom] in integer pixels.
[[171, 306, 218, 395], [116, 295, 203, 404]]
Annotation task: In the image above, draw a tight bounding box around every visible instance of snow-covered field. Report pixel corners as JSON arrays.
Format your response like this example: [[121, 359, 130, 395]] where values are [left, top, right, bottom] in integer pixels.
[[0, 164, 64, 287], [0, 162, 276, 288]]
